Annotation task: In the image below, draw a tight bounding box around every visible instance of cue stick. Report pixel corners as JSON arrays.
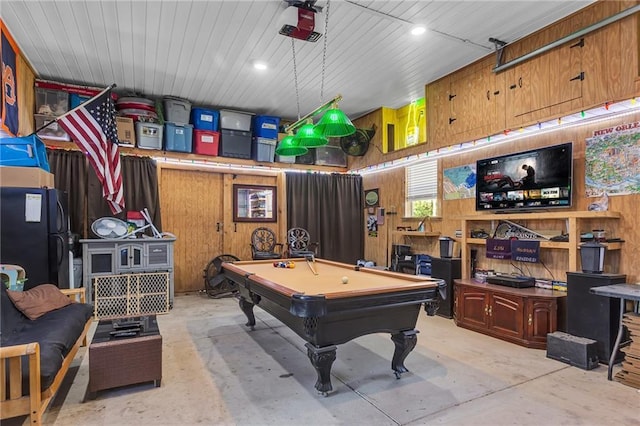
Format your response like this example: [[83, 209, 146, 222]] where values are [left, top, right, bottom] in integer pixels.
[[305, 255, 319, 275]]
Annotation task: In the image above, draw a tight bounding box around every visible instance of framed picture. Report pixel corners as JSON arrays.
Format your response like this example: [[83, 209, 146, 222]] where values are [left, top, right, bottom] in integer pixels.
[[233, 184, 277, 222], [364, 188, 379, 207]]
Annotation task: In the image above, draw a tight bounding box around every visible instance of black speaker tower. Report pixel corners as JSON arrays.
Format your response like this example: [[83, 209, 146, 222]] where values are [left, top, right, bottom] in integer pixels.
[[430, 257, 461, 319], [566, 272, 626, 364]]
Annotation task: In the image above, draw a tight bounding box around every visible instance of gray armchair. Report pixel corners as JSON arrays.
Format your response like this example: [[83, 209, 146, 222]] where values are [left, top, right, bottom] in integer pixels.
[[286, 227, 320, 258]]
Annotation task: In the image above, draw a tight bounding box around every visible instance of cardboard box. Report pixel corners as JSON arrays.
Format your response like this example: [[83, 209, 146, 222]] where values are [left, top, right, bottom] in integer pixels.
[[0, 166, 55, 188], [116, 117, 135, 147]]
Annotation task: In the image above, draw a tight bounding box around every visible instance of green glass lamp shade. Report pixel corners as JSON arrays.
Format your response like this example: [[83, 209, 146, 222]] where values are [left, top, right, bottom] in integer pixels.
[[315, 108, 356, 137], [294, 122, 328, 147], [275, 135, 308, 156]]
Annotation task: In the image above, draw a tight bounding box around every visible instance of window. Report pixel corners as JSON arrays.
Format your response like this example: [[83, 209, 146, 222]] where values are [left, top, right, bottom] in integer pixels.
[[406, 159, 438, 217]]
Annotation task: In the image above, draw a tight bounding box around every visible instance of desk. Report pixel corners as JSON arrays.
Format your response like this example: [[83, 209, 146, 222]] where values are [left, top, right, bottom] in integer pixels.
[[221, 258, 445, 395], [590, 284, 640, 380]]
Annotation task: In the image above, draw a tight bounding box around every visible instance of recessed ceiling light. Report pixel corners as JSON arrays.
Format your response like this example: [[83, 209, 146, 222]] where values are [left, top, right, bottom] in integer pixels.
[[411, 26, 426, 36], [253, 61, 268, 71]]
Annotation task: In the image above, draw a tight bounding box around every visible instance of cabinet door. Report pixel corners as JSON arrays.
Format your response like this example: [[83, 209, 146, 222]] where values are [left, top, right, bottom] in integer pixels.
[[488, 292, 523, 339], [525, 298, 557, 344], [504, 61, 531, 128], [426, 78, 450, 148], [87, 249, 116, 275], [449, 69, 485, 139], [484, 62, 505, 134], [458, 285, 489, 329], [117, 244, 144, 271], [146, 242, 172, 269]]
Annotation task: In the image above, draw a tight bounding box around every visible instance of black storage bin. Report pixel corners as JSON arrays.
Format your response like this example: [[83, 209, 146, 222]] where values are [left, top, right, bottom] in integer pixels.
[[566, 272, 626, 363], [220, 129, 252, 159]]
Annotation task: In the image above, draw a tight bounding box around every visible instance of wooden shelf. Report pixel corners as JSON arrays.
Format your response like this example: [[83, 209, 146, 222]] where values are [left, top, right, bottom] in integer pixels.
[[388, 230, 441, 268], [392, 231, 441, 237], [44, 139, 347, 173], [466, 238, 623, 251], [459, 211, 622, 278], [459, 211, 621, 220]]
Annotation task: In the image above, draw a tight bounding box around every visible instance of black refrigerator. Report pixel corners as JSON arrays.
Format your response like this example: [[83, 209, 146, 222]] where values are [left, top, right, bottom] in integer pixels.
[[0, 187, 70, 290]]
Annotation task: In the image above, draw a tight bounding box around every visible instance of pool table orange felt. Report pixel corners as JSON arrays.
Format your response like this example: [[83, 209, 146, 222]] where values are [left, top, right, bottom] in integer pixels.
[[221, 258, 444, 395], [227, 258, 439, 298]]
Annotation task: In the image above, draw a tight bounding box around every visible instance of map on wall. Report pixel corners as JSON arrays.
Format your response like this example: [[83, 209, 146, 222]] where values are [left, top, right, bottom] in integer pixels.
[[443, 164, 477, 200], [585, 121, 640, 196]]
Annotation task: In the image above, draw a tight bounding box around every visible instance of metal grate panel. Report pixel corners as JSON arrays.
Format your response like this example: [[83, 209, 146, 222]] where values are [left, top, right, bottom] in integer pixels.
[[93, 272, 169, 318]]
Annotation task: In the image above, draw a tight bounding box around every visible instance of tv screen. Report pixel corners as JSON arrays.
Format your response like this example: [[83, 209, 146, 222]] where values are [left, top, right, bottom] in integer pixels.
[[476, 142, 573, 212]]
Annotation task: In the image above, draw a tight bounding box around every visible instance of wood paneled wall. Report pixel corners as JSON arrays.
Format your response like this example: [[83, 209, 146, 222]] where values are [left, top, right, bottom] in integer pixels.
[[159, 167, 224, 294], [365, 110, 640, 283], [158, 166, 282, 294]]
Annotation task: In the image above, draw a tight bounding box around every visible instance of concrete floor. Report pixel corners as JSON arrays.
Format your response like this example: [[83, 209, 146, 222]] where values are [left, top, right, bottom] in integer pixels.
[[18, 292, 640, 425]]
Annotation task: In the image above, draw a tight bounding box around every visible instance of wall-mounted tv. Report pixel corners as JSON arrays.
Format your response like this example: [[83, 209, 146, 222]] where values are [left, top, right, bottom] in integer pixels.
[[476, 142, 573, 212]]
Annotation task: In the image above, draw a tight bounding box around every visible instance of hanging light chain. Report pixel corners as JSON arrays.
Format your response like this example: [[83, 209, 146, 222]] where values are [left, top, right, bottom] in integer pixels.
[[320, 0, 331, 104], [291, 38, 301, 120]]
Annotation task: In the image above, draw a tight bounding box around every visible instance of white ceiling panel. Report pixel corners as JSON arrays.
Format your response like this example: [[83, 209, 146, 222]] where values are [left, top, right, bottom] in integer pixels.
[[3, 0, 596, 121]]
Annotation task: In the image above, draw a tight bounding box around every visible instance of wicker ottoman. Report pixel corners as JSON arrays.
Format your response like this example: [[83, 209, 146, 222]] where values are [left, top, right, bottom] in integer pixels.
[[87, 315, 162, 399]]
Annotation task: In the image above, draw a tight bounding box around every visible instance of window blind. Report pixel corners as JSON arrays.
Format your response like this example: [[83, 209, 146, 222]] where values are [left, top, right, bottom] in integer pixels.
[[406, 159, 437, 200]]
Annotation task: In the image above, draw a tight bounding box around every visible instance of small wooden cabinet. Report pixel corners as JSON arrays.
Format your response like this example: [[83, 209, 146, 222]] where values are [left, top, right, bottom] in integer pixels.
[[454, 279, 565, 349]]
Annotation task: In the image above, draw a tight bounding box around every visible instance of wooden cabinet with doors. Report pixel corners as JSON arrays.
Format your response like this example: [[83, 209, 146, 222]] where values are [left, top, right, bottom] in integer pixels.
[[504, 36, 583, 129], [580, 13, 638, 108], [454, 279, 564, 349], [426, 77, 451, 147], [448, 64, 487, 140]]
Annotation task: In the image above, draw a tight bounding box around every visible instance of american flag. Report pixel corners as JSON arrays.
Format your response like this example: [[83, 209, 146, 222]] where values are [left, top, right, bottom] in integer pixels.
[[57, 87, 124, 214]]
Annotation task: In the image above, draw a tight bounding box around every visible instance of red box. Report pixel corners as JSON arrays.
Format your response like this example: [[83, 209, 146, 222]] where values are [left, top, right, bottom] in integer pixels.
[[193, 130, 220, 156]]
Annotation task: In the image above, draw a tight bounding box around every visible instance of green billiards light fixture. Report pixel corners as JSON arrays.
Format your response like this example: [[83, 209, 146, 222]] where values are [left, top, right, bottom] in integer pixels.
[[314, 102, 356, 137], [283, 94, 355, 152], [293, 119, 328, 147], [275, 133, 308, 156]]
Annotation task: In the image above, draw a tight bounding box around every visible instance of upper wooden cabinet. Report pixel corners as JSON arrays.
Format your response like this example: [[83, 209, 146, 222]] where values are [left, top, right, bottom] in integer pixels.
[[504, 36, 583, 129], [425, 77, 450, 146], [427, 1, 640, 147]]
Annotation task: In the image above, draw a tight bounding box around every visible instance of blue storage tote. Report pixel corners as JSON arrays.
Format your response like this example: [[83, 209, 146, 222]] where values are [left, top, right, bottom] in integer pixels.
[[70, 93, 91, 109], [191, 108, 219, 131], [0, 135, 50, 171], [253, 115, 280, 139], [164, 123, 193, 153], [416, 254, 432, 275]]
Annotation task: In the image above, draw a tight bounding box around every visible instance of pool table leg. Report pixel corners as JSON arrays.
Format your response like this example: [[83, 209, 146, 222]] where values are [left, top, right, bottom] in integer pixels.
[[391, 330, 418, 378], [305, 343, 337, 396], [239, 296, 256, 329]]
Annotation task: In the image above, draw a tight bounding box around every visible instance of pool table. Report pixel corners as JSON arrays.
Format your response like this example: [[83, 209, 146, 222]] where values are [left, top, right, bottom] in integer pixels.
[[221, 258, 445, 395]]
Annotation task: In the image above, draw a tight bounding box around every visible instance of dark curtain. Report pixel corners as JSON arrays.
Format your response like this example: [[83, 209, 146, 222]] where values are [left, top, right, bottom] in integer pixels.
[[88, 155, 162, 235], [46, 149, 87, 235], [47, 149, 162, 238], [286, 172, 364, 264]]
